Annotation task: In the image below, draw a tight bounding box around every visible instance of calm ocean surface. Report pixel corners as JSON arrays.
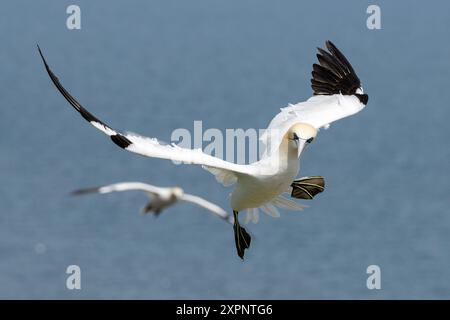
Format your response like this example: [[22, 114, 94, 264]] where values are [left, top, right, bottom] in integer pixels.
[[1, 0, 449, 298]]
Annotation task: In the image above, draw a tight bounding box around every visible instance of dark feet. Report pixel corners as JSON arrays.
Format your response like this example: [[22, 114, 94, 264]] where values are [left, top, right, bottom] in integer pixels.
[[142, 202, 162, 216], [233, 211, 251, 259], [291, 176, 325, 200]]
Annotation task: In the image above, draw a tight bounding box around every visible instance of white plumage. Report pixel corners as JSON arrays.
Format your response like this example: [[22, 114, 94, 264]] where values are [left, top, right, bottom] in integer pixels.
[[38, 40, 368, 259], [72, 182, 232, 223]]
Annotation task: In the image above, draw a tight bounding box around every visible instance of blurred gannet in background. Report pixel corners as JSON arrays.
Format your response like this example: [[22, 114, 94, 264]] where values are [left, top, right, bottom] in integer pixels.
[[38, 40, 368, 259], [72, 182, 232, 223]]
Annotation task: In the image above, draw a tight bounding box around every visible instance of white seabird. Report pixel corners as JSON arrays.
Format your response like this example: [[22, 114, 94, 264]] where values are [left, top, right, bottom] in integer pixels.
[[38, 41, 368, 259], [72, 182, 232, 223]]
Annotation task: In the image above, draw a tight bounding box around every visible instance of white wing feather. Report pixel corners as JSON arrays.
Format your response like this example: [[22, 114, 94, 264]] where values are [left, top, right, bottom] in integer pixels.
[[271, 195, 308, 211], [260, 94, 365, 157], [37, 48, 255, 186], [124, 132, 253, 176], [181, 193, 232, 223], [72, 182, 169, 197]]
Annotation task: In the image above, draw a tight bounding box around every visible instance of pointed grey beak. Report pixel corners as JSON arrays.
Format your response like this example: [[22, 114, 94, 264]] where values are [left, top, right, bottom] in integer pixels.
[[297, 139, 307, 158]]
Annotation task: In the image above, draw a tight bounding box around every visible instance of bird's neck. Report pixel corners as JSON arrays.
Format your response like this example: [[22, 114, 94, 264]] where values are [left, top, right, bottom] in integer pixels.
[[267, 138, 299, 172]]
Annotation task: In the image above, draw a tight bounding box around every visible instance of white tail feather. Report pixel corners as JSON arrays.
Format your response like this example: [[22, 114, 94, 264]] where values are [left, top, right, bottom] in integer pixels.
[[261, 203, 280, 218], [271, 195, 309, 211], [243, 208, 252, 224], [244, 208, 260, 224], [251, 208, 259, 224]]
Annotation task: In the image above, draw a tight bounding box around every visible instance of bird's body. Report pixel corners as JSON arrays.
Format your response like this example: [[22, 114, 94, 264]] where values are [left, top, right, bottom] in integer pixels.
[[140, 187, 180, 214], [72, 182, 232, 222], [230, 137, 300, 211], [39, 40, 368, 259]]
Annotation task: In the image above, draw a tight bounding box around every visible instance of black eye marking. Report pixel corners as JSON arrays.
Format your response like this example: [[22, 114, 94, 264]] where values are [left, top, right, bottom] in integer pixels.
[[293, 133, 299, 140], [306, 137, 314, 143]]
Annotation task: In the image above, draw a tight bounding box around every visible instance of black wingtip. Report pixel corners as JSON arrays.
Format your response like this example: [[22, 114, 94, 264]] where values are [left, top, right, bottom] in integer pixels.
[[110, 134, 132, 149], [70, 187, 101, 196], [325, 40, 334, 49], [356, 93, 369, 105], [37, 46, 136, 150], [325, 40, 340, 57], [37, 44, 48, 67], [311, 40, 363, 97]]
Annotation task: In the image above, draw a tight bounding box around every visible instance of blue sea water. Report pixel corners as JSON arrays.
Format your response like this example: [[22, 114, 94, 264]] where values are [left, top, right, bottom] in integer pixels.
[[0, 0, 449, 299]]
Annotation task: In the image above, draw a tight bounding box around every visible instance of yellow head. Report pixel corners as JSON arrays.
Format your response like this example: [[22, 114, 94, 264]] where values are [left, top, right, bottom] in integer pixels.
[[286, 123, 318, 157], [171, 187, 184, 199]]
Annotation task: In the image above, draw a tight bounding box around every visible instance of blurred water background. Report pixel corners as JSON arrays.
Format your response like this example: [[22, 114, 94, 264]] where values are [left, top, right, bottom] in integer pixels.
[[0, 0, 449, 298]]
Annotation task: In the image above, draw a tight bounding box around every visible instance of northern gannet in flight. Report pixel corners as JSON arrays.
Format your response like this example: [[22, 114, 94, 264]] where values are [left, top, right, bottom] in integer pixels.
[[38, 41, 368, 259], [72, 182, 232, 223]]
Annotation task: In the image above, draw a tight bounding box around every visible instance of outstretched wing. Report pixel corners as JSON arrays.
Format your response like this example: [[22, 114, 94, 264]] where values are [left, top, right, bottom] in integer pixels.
[[261, 41, 368, 155], [72, 182, 232, 223], [38, 46, 255, 182], [311, 40, 367, 103], [180, 193, 232, 223], [72, 182, 167, 196]]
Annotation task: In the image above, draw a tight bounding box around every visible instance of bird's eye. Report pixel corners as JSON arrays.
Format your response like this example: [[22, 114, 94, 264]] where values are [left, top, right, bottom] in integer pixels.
[[306, 137, 314, 143], [293, 133, 299, 140]]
